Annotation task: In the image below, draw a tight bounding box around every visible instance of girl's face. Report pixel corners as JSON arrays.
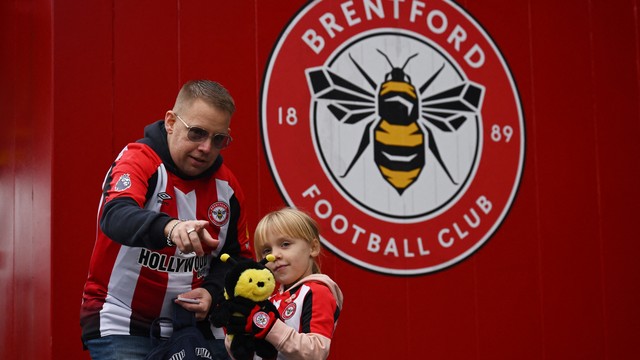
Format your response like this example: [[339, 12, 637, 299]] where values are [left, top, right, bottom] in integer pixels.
[[260, 228, 319, 289]]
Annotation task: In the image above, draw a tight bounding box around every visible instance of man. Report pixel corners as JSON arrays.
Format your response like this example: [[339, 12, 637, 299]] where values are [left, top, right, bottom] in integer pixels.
[[81, 80, 252, 359]]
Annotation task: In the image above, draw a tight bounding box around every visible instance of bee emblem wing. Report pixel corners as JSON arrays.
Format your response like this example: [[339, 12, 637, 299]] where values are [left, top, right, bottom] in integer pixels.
[[306, 66, 377, 125], [421, 82, 484, 132]]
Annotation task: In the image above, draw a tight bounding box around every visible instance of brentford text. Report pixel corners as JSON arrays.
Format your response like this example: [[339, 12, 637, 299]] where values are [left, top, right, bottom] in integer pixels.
[[300, 0, 485, 68]]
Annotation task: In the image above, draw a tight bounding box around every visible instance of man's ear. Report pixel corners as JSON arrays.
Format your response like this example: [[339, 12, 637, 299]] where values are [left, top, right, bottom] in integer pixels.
[[165, 111, 176, 134]]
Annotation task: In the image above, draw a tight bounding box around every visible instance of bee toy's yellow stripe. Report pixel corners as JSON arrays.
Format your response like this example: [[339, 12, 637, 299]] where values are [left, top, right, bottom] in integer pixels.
[[376, 121, 423, 147], [379, 166, 421, 189], [380, 81, 417, 98]]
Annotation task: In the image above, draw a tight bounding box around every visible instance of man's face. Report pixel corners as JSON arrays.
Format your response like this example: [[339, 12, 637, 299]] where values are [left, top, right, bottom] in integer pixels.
[[165, 98, 232, 177]]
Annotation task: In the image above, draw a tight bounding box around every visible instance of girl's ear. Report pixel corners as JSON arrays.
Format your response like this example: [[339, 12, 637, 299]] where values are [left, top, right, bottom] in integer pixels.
[[310, 238, 321, 257]]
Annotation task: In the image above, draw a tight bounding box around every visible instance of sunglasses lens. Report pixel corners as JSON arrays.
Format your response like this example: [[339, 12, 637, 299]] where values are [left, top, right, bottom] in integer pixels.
[[188, 127, 209, 142], [213, 134, 231, 149]]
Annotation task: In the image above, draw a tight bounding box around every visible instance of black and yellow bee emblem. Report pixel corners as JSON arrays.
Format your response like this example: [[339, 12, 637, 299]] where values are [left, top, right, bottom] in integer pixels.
[[306, 50, 484, 195]]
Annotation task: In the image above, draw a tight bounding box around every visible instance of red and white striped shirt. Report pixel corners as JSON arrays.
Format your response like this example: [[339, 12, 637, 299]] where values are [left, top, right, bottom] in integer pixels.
[[81, 121, 251, 342], [261, 274, 343, 360]]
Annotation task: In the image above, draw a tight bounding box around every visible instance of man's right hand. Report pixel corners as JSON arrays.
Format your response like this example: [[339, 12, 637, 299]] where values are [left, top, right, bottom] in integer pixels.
[[165, 219, 220, 256]]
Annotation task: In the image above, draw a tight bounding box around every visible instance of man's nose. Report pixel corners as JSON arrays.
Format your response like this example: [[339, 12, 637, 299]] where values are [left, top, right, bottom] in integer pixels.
[[197, 137, 214, 152]]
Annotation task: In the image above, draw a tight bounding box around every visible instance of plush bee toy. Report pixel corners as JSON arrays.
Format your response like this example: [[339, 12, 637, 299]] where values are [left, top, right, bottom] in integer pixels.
[[211, 253, 279, 360]]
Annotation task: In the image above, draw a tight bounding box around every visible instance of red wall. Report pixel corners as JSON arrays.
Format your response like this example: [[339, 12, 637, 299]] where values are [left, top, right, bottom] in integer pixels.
[[1, 0, 54, 358], [1, 0, 639, 359]]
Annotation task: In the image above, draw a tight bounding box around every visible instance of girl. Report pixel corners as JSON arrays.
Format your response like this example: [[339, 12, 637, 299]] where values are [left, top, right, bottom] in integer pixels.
[[252, 207, 344, 360]]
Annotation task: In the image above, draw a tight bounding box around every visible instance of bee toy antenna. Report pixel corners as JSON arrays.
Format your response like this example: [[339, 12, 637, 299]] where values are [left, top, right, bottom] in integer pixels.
[[219, 253, 238, 265], [259, 254, 276, 266]]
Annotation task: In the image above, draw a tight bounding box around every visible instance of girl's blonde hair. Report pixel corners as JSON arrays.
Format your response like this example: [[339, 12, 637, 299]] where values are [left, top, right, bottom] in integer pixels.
[[254, 207, 322, 274]]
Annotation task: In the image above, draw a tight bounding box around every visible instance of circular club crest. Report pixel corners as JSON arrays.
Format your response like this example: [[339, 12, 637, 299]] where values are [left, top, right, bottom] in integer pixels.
[[261, 0, 524, 275], [253, 311, 271, 329], [282, 302, 297, 320], [208, 201, 230, 227]]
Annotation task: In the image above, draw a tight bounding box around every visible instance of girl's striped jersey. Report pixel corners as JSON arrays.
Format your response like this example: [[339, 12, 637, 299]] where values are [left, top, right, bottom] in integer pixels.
[[260, 274, 343, 360]]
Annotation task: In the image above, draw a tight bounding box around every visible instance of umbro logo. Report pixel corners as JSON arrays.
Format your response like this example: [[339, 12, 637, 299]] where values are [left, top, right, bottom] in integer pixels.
[[157, 192, 172, 204]]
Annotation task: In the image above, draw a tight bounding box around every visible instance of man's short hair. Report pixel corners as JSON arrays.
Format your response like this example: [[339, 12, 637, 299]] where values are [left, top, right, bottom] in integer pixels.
[[174, 80, 236, 116]]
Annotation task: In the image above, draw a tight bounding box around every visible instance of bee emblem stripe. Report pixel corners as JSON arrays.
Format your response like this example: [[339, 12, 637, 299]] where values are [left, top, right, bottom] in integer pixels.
[[379, 166, 421, 189], [376, 121, 423, 147]]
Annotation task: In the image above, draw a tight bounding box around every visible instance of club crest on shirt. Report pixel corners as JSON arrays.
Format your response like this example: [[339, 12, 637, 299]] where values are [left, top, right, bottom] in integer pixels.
[[114, 174, 131, 192], [253, 311, 271, 329], [208, 201, 230, 227], [281, 302, 297, 320]]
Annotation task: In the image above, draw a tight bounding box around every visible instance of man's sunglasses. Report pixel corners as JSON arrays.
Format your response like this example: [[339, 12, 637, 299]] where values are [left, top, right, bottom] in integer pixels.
[[175, 113, 232, 149]]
